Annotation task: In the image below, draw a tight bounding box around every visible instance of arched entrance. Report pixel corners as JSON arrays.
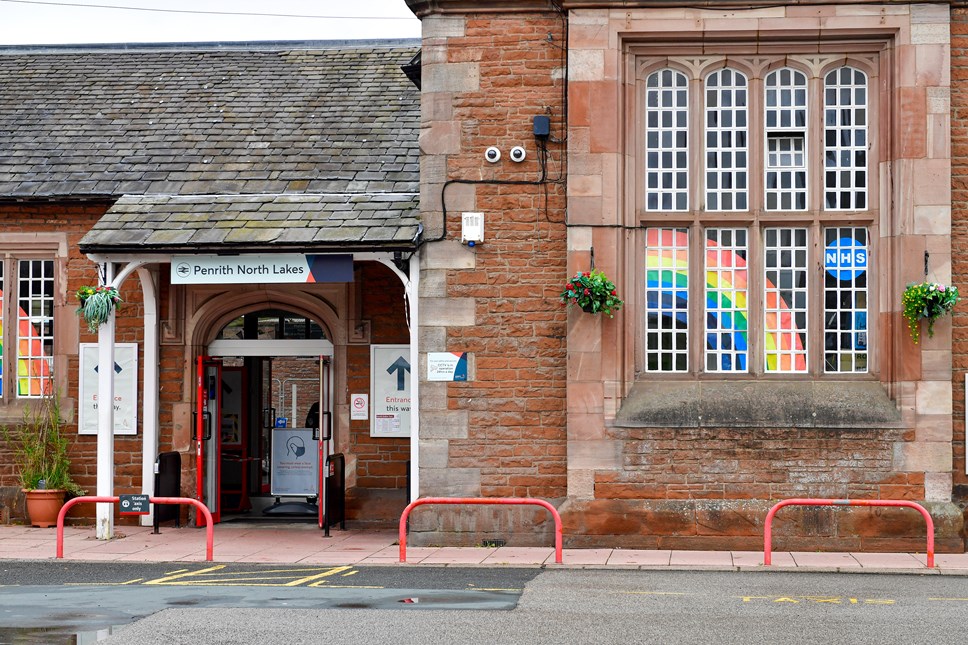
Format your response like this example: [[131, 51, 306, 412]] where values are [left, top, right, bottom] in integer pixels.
[[195, 309, 336, 526]]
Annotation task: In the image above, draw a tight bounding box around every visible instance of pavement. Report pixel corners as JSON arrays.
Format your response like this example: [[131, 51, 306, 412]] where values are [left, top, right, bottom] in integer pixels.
[[1, 522, 967, 574]]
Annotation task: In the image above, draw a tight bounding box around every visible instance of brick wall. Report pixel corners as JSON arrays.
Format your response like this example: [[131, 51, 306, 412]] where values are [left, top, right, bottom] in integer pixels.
[[0, 200, 150, 524], [347, 262, 409, 492], [412, 10, 568, 543], [442, 13, 568, 502]]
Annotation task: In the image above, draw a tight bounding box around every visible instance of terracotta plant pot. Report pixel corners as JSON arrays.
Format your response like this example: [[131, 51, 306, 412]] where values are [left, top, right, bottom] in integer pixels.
[[24, 489, 66, 528]]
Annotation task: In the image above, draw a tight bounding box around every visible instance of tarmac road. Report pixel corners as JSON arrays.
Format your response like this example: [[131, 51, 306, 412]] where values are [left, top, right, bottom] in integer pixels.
[[3, 563, 968, 644]]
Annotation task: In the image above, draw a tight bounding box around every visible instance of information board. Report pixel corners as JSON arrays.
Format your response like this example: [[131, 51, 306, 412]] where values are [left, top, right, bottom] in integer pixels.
[[370, 345, 411, 438], [270, 427, 318, 496], [78, 343, 138, 436]]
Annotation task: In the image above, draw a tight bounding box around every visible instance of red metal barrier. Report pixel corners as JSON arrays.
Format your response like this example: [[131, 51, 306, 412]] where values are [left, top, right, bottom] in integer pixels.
[[56, 496, 214, 561], [764, 498, 935, 568], [399, 497, 563, 564]]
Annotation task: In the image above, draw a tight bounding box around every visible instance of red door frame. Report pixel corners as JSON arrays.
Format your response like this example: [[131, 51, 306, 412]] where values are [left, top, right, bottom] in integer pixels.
[[195, 356, 222, 525]]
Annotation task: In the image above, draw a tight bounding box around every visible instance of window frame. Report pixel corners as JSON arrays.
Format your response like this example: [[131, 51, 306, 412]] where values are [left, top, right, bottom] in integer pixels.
[[0, 234, 68, 405], [634, 52, 881, 381]]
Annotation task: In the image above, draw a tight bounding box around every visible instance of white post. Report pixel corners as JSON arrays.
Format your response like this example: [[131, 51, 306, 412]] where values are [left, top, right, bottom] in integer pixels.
[[407, 252, 420, 502], [95, 262, 117, 540], [138, 267, 159, 526]]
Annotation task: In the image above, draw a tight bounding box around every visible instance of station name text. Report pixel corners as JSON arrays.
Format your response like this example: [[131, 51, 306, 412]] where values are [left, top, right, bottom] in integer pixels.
[[191, 263, 305, 277]]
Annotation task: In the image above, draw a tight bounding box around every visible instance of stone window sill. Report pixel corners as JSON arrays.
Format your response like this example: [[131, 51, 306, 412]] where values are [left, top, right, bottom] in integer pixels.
[[613, 380, 902, 429]]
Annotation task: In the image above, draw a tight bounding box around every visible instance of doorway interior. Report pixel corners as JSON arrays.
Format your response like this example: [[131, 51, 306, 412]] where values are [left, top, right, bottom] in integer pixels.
[[195, 309, 336, 526]]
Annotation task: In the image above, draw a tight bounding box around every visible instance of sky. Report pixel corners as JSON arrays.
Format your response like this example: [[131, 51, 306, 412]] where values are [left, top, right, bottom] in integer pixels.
[[0, 0, 422, 45]]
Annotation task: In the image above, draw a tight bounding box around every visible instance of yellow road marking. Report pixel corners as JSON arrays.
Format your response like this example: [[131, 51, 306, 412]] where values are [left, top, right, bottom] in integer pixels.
[[66, 578, 143, 586], [341, 570, 358, 577], [145, 565, 358, 587], [738, 595, 895, 605], [145, 565, 227, 585], [308, 583, 385, 589], [284, 566, 353, 587]]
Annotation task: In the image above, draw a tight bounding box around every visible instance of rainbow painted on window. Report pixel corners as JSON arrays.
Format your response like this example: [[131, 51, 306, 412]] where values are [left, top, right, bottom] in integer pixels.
[[646, 227, 809, 373], [705, 228, 748, 372], [0, 259, 54, 397]]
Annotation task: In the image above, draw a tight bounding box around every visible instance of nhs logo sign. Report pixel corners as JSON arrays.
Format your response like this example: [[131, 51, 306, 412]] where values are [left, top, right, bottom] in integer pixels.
[[825, 238, 867, 281]]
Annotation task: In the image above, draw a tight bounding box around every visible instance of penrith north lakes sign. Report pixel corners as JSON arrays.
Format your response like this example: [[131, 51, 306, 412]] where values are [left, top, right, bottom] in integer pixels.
[[171, 254, 353, 284]]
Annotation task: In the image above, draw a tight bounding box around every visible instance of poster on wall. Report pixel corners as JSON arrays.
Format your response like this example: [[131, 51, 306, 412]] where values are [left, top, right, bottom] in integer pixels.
[[78, 343, 138, 436], [370, 344, 411, 438], [270, 427, 318, 496], [427, 352, 468, 381]]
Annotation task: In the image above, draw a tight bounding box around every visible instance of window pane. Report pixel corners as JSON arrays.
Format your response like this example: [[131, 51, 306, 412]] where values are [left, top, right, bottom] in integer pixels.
[[823, 227, 869, 372], [646, 69, 689, 211], [705, 228, 749, 372], [764, 68, 808, 211], [17, 259, 54, 397], [764, 228, 808, 373], [705, 68, 748, 212], [824, 66, 868, 211], [646, 227, 689, 372]]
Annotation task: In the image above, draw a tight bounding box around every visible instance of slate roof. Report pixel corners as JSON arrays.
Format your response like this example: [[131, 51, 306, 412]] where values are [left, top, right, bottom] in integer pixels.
[[86, 193, 421, 253], [0, 41, 421, 253]]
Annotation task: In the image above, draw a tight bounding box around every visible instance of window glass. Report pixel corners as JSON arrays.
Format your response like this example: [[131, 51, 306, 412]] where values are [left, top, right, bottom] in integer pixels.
[[764, 68, 808, 211], [16, 259, 54, 397], [823, 227, 869, 372], [705, 68, 748, 211], [646, 69, 689, 211], [705, 228, 749, 372], [645, 227, 689, 371], [824, 67, 868, 210], [641, 62, 874, 377], [763, 229, 808, 373], [217, 310, 326, 341]]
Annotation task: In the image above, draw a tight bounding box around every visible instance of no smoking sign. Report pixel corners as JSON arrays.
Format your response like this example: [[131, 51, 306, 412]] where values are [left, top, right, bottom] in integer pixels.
[[350, 393, 369, 420]]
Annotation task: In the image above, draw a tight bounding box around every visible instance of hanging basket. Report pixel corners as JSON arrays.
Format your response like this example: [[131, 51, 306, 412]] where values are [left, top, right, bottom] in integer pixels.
[[76, 286, 122, 334], [901, 281, 959, 344], [559, 269, 623, 318]]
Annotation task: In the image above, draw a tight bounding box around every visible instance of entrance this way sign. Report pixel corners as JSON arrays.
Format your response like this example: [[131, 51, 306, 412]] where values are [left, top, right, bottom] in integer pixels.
[[370, 345, 410, 438]]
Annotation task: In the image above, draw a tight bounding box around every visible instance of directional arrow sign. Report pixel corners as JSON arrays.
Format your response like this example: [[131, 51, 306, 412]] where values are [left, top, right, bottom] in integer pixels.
[[387, 356, 411, 391], [370, 345, 411, 438]]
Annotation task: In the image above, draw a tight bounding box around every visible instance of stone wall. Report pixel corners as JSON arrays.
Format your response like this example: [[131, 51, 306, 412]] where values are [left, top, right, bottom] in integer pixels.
[[412, 9, 570, 544]]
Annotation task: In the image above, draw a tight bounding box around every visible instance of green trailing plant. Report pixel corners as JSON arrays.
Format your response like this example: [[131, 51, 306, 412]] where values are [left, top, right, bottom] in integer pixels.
[[901, 281, 960, 344], [2, 389, 84, 495], [560, 269, 624, 318], [76, 285, 122, 334]]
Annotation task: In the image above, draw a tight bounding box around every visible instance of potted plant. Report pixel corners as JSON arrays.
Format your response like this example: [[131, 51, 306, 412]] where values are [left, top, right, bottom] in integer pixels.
[[2, 389, 84, 527], [901, 281, 960, 344], [76, 285, 122, 334], [560, 269, 624, 317]]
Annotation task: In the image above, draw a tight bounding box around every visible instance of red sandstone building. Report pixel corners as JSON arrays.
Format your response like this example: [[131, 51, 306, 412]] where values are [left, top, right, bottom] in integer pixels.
[[404, 0, 964, 552], [0, 0, 965, 553]]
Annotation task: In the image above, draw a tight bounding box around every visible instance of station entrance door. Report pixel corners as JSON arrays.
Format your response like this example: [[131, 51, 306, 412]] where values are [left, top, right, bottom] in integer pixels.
[[195, 319, 335, 528]]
